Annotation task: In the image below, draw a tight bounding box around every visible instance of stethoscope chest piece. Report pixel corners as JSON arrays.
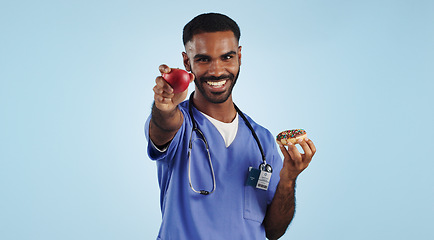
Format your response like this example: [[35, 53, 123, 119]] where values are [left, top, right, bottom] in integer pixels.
[[259, 163, 273, 173]]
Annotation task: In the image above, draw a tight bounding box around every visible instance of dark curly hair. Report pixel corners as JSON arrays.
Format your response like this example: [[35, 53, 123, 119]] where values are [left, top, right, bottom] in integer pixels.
[[183, 13, 241, 45]]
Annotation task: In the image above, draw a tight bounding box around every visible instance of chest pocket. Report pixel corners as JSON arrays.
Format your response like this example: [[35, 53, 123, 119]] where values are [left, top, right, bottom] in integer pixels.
[[243, 184, 269, 222]]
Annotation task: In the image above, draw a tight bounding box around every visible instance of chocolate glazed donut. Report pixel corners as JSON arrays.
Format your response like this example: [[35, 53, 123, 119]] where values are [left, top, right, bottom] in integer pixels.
[[276, 129, 307, 145]]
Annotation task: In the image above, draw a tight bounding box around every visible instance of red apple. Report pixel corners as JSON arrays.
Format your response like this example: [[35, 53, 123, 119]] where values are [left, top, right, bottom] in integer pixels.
[[162, 68, 190, 93]]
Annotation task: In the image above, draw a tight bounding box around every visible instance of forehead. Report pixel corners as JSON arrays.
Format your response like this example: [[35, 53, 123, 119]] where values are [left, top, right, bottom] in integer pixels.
[[185, 31, 238, 55]]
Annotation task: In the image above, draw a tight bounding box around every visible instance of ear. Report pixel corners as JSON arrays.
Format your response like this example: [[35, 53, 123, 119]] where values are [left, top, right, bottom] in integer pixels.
[[182, 52, 191, 72], [238, 46, 242, 66]]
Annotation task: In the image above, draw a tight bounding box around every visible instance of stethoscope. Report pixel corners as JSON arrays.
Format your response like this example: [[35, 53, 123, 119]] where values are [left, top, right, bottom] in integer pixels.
[[187, 92, 272, 195]]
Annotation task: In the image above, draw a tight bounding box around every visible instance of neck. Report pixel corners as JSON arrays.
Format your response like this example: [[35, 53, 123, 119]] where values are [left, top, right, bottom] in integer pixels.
[[192, 92, 237, 123]]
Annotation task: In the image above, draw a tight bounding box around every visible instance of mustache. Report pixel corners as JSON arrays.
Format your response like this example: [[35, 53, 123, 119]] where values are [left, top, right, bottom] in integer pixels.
[[200, 73, 234, 82]]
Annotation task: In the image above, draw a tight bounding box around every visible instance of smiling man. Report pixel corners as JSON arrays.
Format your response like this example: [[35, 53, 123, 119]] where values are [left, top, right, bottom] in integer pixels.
[[183, 30, 240, 105], [145, 13, 316, 240]]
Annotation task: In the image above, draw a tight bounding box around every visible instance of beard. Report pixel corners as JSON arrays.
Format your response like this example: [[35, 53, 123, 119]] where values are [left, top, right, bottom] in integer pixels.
[[193, 68, 240, 104]]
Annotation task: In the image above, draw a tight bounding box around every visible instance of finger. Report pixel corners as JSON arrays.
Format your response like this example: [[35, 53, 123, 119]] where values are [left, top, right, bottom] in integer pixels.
[[278, 143, 291, 161], [153, 90, 175, 105], [153, 85, 174, 101], [298, 139, 313, 162], [306, 138, 317, 156], [155, 76, 174, 94], [153, 76, 175, 103], [153, 93, 165, 103], [159, 64, 171, 74], [286, 142, 303, 164]]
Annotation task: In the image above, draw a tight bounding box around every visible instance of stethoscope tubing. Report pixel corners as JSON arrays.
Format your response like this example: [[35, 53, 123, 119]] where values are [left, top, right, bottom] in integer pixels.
[[187, 92, 271, 195], [187, 127, 216, 195]]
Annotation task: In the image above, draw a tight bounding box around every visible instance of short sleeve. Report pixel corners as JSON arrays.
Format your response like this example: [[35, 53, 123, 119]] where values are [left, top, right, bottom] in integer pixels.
[[144, 116, 169, 161]]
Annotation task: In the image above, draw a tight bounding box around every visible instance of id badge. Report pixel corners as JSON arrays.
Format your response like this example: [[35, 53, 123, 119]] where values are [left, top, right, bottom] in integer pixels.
[[246, 167, 272, 191]]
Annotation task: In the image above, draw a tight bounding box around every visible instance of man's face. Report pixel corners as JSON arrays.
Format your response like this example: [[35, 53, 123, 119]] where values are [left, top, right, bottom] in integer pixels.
[[183, 31, 241, 104]]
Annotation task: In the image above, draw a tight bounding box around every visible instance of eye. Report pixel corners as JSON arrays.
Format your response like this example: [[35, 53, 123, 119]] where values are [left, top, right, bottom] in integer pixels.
[[196, 57, 210, 63], [222, 55, 233, 61]]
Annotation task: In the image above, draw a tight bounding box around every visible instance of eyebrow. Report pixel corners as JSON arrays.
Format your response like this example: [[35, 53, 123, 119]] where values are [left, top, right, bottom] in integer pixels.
[[223, 51, 237, 56], [193, 51, 237, 59], [193, 54, 210, 59]]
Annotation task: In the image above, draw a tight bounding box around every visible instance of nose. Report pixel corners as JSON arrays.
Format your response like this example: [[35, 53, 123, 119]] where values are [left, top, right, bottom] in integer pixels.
[[208, 60, 225, 76]]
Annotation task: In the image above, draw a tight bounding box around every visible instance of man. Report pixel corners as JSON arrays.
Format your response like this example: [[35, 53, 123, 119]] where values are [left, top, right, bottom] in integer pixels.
[[145, 13, 316, 240]]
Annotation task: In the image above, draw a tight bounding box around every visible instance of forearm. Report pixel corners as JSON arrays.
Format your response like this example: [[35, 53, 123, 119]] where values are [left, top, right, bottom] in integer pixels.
[[263, 179, 296, 240], [149, 102, 183, 146]]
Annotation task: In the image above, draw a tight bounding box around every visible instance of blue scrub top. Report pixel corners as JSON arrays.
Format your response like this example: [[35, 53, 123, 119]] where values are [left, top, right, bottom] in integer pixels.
[[145, 100, 283, 240]]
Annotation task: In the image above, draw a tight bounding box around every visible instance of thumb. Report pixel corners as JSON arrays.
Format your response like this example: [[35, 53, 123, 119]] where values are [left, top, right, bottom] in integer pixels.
[[159, 64, 171, 74]]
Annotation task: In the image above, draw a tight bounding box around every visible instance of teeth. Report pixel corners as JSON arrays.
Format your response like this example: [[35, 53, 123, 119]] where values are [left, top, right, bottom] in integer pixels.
[[207, 80, 226, 87]]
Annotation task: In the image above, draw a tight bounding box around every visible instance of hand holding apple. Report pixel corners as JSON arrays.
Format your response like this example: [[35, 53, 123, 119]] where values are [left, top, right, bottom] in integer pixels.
[[162, 68, 191, 93], [153, 65, 193, 113]]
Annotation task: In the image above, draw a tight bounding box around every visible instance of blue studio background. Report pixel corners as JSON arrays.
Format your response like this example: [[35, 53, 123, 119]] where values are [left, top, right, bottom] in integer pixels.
[[1, 0, 433, 239]]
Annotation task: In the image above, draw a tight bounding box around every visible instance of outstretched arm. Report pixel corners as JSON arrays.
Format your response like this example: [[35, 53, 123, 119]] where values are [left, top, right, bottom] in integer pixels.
[[150, 64, 194, 148], [263, 138, 316, 240]]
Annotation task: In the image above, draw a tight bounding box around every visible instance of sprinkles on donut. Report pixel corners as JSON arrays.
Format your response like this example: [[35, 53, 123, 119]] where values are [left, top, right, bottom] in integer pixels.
[[276, 129, 307, 145]]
